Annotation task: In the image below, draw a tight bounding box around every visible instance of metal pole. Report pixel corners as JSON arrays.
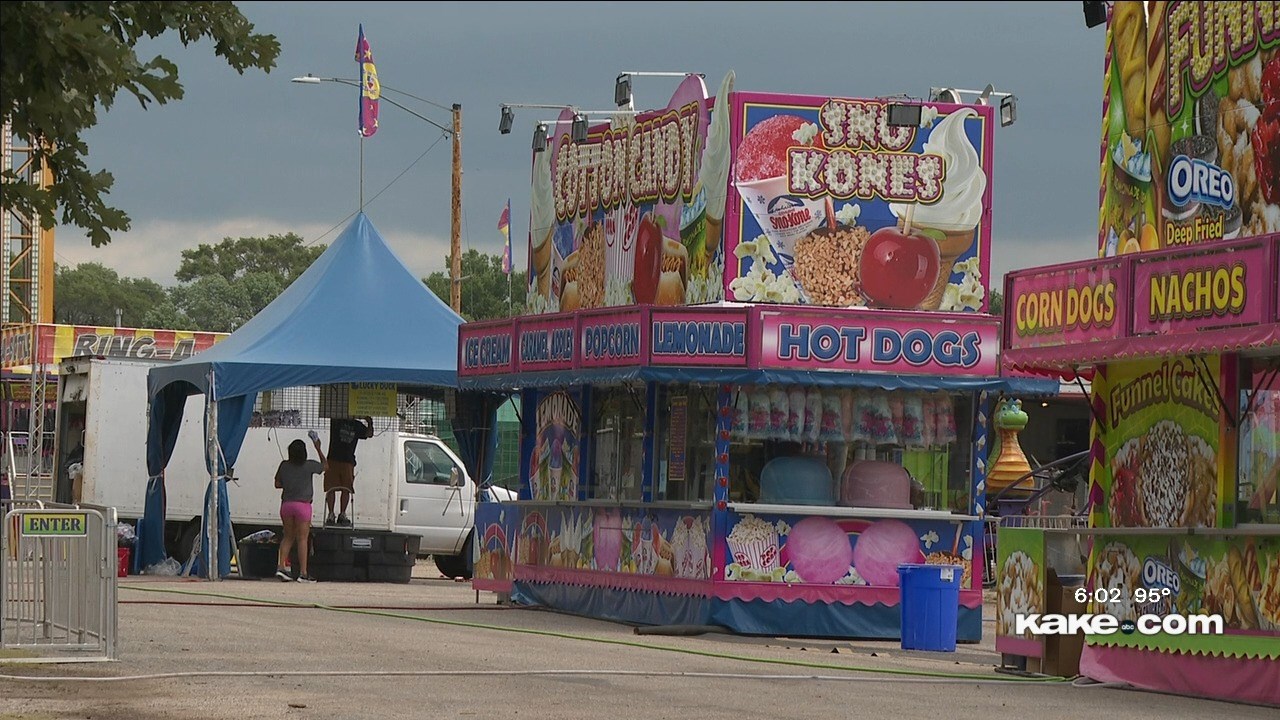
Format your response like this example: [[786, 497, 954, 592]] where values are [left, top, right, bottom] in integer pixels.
[[450, 104, 463, 313], [359, 135, 365, 211], [205, 373, 219, 581]]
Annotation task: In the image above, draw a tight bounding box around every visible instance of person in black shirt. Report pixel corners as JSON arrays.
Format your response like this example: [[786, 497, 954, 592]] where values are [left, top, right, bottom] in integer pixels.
[[324, 416, 373, 526]]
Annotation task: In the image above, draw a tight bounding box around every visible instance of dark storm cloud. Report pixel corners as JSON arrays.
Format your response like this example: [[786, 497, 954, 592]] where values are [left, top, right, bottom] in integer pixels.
[[59, 1, 1106, 284]]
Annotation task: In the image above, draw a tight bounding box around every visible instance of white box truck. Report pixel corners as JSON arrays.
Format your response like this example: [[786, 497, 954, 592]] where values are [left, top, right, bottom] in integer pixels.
[[51, 356, 509, 578]]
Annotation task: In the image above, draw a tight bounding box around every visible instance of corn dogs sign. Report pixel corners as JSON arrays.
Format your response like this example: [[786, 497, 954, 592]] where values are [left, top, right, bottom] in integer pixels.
[[1006, 261, 1126, 350]]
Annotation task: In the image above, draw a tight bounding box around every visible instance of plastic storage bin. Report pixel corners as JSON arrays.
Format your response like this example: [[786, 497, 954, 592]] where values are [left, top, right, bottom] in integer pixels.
[[897, 563, 962, 652], [238, 541, 281, 579]]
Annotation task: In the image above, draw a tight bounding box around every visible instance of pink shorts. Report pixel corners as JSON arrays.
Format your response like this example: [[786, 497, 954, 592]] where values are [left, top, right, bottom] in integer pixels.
[[280, 500, 313, 525]]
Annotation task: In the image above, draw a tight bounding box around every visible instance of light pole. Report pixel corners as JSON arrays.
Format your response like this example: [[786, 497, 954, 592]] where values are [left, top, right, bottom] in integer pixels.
[[292, 75, 465, 314]]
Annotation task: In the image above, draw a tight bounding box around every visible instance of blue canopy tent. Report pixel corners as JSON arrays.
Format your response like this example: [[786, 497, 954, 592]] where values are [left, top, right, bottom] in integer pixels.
[[138, 213, 495, 578]]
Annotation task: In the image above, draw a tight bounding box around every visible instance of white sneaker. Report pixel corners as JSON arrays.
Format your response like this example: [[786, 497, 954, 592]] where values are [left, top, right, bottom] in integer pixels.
[[296, 574, 316, 583], [275, 569, 291, 582]]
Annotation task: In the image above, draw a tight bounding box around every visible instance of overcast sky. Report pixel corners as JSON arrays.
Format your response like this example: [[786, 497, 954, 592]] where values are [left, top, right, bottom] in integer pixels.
[[56, 1, 1107, 289]]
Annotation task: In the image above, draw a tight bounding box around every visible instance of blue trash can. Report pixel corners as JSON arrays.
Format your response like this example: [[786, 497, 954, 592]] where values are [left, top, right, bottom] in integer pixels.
[[898, 563, 962, 652]]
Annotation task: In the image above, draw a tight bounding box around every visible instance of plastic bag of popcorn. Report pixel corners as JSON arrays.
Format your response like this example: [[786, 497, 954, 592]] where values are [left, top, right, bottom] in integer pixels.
[[732, 386, 750, 437], [769, 386, 790, 439], [921, 393, 937, 448], [900, 393, 926, 447], [935, 392, 958, 445], [805, 388, 822, 443], [820, 390, 844, 442], [841, 389, 856, 442], [787, 386, 806, 442]]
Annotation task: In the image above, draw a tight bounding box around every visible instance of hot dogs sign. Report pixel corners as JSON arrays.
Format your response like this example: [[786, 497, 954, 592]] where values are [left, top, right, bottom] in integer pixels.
[[523, 74, 996, 315]]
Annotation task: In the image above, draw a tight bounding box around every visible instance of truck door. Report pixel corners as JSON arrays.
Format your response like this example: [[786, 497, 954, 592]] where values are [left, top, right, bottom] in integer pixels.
[[396, 439, 470, 553]]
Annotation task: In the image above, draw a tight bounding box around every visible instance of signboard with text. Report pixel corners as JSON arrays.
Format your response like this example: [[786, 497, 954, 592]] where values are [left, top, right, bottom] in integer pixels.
[[517, 316, 576, 372], [1098, 2, 1280, 256], [727, 92, 995, 313], [2, 323, 226, 371], [579, 309, 646, 369], [1131, 240, 1274, 335], [459, 321, 516, 375], [1005, 259, 1127, 351], [751, 307, 1000, 376], [648, 308, 747, 367]]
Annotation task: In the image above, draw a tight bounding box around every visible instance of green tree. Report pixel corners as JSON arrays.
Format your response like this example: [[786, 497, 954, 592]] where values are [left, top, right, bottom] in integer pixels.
[[988, 290, 1004, 316], [144, 234, 322, 332], [0, 2, 279, 246], [175, 233, 322, 283], [54, 262, 166, 326], [424, 249, 527, 322]]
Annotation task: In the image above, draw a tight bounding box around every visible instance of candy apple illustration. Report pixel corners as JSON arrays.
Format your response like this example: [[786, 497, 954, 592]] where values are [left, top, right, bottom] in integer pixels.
[[857, 225, 941, 309], [633, 212, 665, 304]]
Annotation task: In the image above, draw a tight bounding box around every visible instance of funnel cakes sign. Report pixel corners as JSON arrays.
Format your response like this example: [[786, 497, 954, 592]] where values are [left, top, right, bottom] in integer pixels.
[[726, 92, 995, 313]]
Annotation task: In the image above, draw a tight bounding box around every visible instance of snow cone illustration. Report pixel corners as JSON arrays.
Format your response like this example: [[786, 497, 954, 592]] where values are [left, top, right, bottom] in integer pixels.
[[733, 114, 828, 271]]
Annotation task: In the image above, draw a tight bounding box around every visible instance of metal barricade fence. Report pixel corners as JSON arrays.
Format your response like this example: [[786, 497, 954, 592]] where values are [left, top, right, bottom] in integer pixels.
[[1, 500, 118, 661]]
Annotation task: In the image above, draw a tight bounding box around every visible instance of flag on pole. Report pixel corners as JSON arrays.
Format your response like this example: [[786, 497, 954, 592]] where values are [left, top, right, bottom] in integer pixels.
[[356, 25, 380, 137], [499, 200, 512, 274]]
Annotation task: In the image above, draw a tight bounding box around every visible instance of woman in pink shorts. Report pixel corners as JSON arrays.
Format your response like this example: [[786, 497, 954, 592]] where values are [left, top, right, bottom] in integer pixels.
[[274, 437, 327, 582]]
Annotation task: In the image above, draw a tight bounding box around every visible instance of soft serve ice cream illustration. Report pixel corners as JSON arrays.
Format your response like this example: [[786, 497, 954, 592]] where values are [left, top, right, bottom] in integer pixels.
[[700, 72, 734, 255], [528, 149, 559, 313], [889, 107, 988, 310]]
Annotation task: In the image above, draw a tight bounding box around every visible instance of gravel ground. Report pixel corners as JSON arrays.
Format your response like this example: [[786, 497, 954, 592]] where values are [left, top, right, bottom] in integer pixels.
[[1, 567, 1274, 720]]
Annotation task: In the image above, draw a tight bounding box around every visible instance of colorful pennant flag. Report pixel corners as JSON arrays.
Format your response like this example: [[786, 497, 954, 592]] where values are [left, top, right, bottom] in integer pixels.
[[499, 200, 512, 275], [356, 25, 380, 138]]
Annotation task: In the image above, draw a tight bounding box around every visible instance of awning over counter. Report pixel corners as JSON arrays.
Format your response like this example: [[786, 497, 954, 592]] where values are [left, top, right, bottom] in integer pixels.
[[1004, 322, 1280, 378], [461, 364, 1058, 394], [1002, 233, 1280, 377]]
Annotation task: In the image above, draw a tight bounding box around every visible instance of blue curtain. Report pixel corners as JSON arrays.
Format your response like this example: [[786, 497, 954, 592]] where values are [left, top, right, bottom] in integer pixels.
[[137, 381, 197, 572], [193, 393, 257, 578], [452, 391, 505, 497]]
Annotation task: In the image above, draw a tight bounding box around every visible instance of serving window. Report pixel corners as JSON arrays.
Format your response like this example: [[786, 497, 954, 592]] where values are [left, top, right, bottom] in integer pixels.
[[587, 386, 646, 501], [1238, 359, 1280, 525], [725, 384, 973, 512], [653, 385, 718, 503]]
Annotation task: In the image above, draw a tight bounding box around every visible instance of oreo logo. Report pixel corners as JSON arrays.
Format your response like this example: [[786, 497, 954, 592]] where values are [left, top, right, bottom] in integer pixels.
[[1168, 154, 1234, 209], [1120, 619, 1137, 635]]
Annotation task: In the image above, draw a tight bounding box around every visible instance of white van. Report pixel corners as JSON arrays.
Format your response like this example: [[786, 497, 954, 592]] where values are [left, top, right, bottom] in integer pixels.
[[52, 356, 510, 578]]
